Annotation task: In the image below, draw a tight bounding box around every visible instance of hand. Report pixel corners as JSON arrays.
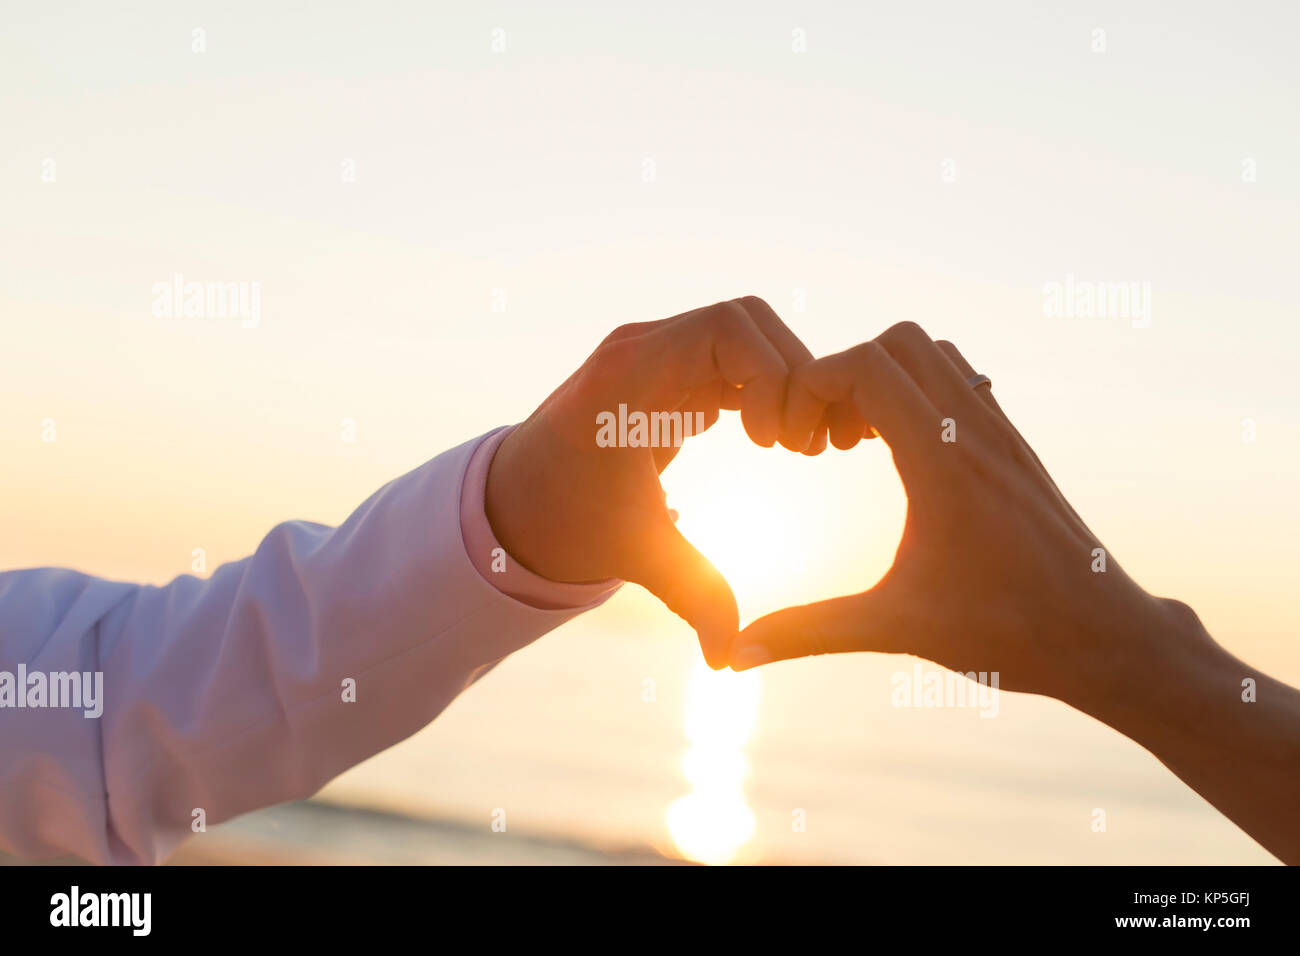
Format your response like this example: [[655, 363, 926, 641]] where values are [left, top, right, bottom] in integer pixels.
[[733, 321, 1300, 864], [731, 321, 1194, 715], [485, 296, 824, 668]]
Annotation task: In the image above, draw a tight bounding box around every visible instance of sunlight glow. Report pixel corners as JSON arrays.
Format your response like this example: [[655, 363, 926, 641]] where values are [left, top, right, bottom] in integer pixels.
[[670, 479, 811, 611], [666, 660, 761, 865]]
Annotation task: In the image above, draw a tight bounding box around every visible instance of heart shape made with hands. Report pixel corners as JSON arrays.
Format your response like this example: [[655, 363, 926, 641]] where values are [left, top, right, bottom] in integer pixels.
[[488, 300, 1021, 676], [487, 300, 892, 670]]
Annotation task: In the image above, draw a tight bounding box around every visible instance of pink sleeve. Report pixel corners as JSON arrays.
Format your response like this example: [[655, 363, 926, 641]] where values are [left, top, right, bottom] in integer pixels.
[[460, 425, 621, 610], [0, 429, 618, 864]]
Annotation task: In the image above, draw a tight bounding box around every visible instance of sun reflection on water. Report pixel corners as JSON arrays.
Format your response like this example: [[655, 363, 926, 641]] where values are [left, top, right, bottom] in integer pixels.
[[666, 659, 761, 865]]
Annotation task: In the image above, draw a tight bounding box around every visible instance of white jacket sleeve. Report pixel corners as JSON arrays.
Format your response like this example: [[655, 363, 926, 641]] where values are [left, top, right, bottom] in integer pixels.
[[0, 430, 617, 864]]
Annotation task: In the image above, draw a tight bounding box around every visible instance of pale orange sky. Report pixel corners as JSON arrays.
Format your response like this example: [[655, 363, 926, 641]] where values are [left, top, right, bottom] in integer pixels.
[[2, 1, 1297, 863]]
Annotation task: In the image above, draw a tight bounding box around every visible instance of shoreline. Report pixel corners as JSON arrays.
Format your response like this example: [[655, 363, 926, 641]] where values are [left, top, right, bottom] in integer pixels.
[[3, 800, 694, 866]]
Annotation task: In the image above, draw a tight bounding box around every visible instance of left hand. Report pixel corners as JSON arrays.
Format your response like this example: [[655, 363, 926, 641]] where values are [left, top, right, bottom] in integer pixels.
[[484, 296, 823, 667]]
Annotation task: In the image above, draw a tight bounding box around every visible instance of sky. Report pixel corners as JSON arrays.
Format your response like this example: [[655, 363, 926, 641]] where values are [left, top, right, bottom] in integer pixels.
[[2, 1, 1297, 863]]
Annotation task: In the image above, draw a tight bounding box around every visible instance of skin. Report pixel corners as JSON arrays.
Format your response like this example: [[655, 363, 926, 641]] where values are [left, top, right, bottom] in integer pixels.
[[486, 305, 1299, 863], [732, 321, 1300, 864], [484, 296, 832, 668]]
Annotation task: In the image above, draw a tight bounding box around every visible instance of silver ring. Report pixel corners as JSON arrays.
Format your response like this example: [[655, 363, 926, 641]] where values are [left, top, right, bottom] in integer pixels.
[[966, 373, 992, 390]]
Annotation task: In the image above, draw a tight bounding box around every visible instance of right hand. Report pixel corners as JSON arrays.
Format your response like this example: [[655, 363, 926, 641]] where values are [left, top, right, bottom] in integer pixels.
[[730, 322, 1201, 716]]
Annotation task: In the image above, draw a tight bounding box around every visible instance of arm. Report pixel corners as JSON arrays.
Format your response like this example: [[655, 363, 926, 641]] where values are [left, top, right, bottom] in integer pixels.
[[0, 431, 614, 865], [732, 321, 1300, 864], [2, 295, 816, 864], [1088, 606, 1300, 864]]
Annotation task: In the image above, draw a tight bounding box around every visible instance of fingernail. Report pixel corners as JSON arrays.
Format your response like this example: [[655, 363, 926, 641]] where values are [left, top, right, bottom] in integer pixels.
[[699, 633, 730, 671], [730, 644, 773, 671]]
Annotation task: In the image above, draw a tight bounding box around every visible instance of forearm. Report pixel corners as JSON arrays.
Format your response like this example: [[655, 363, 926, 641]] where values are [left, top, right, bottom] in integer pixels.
[[1, 430, 614, 864], [1084, 601, 1300, 864]]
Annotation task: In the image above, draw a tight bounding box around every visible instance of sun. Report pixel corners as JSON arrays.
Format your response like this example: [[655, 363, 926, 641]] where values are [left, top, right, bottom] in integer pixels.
[[665, 459, 815, 619], [659, 413, 898, 625]]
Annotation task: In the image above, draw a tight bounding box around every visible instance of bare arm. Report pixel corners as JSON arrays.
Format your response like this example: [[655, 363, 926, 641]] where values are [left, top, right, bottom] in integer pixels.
[[1089, 605, 1300, 863]]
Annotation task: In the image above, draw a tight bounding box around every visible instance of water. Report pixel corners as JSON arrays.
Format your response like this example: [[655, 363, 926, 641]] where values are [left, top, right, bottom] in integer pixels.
[[319, 593, 1277, 865]]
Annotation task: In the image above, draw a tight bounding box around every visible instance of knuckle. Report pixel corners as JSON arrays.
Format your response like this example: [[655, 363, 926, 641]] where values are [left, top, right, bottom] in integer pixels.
[[881, 320, 929, 347], [599, 322, 639, 347], [711, 298, 750, 329], [591, 335, 640, 374], [789, 360, 816, 388], [1005, 431, 1041, 473], [1161, 598, 1203, 629], [849, 340, 888, 371]]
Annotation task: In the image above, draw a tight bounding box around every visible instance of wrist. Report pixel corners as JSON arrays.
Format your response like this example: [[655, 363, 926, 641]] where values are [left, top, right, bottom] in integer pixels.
[[1076, 596, 1229, 745], [484, 426, 547, 577], [484, 421, 591, 583]]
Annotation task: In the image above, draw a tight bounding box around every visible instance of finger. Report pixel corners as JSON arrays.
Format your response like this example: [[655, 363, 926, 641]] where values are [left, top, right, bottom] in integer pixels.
[[789, 340, 940, 478], [649, 299, 791, 448], [933, 340, 1003, 417], [735, 295, 814, 373], [624, 518, 739, 670], [876, 322, 996, 435], [826, 400, 869, 450], [780, 391, 837, 456], [728, 589, 903, 670], [702, 300, 790, 447], [664, 374, 739, 415], [800, 408, 830, 456], [934, 339, 1090, 529], [732, 296, 828, 453], [780, 373, 826, 453], [677, 383, 725, 429], [727, 299, 803, 449], [598, 317, 672, 345], [932, 338, 1040, 460], [932, 337, 1024, 447], [805, 414, 829, 455], [616, 297, 811, 450]]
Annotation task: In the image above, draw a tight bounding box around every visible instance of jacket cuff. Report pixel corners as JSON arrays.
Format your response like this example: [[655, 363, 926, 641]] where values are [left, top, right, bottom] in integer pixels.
[[459, 425, 622, 611]]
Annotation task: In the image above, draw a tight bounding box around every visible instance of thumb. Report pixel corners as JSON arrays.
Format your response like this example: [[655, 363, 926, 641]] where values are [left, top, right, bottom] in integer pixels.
[[626, 521, 739, 670], [729, 590, 899, 671]]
